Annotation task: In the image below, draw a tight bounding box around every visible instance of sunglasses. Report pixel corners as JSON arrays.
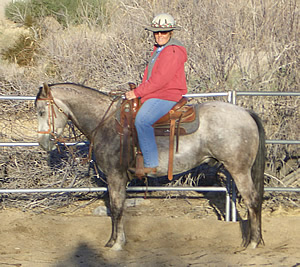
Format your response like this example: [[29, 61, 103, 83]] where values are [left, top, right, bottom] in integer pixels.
[[154, 31, 171, 35]]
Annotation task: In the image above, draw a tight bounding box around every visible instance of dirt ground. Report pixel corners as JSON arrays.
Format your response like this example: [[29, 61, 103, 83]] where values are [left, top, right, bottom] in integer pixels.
[[0, 195, 299, 267]]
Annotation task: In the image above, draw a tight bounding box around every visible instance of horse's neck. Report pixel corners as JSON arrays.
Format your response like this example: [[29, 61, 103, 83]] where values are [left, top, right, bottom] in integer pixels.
[[53, 86, 114, 140], [71, 98, 114, 139]]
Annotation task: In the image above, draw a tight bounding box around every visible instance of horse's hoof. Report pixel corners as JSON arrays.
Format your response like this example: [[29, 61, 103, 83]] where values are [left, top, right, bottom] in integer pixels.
[[105, 240, 114, 248], [111, 243, 123, 251], [250, 238, 264, 249], [241, 239, 250, 248], [105, 236, 125, 251], [250, 241, 258, 249]]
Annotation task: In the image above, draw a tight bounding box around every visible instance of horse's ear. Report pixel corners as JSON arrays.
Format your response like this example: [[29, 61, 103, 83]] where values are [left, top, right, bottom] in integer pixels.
[[41, 83, 50, 98]]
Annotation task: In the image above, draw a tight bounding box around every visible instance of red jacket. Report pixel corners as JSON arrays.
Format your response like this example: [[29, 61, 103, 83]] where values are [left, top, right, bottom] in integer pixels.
[[134, 41, 187, 103]]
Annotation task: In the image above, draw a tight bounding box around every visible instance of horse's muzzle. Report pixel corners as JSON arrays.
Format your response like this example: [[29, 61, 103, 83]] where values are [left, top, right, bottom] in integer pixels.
[[38, 134, 56, 151]]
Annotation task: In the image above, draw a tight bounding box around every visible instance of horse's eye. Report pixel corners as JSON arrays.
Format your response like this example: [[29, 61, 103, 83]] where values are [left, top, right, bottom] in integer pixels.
[[39, 110, 45, 117]]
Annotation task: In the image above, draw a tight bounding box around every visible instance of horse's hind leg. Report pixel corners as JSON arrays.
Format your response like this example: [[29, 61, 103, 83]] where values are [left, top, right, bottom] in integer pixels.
[[105, 171, 127, 250], [246, 198, 263, 248], [231, 172, 263, 248]]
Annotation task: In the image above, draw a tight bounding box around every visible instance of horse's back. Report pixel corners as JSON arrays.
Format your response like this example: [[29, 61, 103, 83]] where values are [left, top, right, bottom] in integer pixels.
[[198, 101, 258, 134], [199, 101, 253, 120]]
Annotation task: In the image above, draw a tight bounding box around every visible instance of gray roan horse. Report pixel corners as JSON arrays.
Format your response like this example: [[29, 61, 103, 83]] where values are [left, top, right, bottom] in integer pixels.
[[36, 83, 265, 250]]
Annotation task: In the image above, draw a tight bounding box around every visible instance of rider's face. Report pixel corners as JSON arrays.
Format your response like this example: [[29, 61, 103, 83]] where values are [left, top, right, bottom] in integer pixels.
[[154, 31, 173, 46]]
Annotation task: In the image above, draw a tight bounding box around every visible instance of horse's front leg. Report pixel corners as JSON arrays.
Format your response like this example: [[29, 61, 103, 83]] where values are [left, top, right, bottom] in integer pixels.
[[105, 170, 127, 251]]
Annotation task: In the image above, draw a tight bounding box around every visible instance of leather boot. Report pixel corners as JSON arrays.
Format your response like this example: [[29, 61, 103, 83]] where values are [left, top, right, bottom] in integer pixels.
[[128, 167, 157, 178]]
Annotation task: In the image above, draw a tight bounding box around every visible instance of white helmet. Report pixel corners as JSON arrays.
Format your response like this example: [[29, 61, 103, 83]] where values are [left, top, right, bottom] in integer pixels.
[[145, 13, 181, 32]]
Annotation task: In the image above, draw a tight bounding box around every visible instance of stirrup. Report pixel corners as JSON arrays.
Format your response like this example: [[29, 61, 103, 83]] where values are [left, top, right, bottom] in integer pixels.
[[128, 167, 157, 178]]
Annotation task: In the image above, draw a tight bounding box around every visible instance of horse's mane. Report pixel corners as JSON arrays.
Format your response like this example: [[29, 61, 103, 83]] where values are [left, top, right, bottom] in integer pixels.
[[36, 82, 112, 107], [47, 82, 109, 97]]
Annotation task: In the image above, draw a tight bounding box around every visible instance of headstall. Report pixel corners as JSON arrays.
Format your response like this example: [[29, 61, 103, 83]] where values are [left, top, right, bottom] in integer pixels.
[[36, 89, 68, 140]]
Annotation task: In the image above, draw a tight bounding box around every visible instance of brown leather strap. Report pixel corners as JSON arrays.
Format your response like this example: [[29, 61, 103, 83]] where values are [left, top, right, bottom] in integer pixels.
[[88, 97, 120, 163], [168, 118, 176, 180], [135, 151, 144, 179], [176, 115, 183, 153]]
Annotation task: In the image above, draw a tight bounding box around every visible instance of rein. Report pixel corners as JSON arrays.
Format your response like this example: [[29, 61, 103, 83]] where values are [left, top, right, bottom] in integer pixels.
[[86, 96, 122, 162]]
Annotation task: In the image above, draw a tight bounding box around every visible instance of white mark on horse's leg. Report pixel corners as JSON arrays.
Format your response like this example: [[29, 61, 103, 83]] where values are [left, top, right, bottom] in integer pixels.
[[111, 232, 126, 251], [250, 240, 258, 249]]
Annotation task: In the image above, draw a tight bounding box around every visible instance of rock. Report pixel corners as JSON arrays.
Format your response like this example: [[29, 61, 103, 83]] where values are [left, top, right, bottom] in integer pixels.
[[125, 198, 150, 207], [93, 206, 110, 216]]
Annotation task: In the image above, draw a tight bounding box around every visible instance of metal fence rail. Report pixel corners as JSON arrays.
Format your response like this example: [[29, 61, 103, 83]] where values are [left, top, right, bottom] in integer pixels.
[[1, 91, 299, 222], [1, 186, 298, 194], [1, 140, 300, 147], [0, 96, 36, 100]]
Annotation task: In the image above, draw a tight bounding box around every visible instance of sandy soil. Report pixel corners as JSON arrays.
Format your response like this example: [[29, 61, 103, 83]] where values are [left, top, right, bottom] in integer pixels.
[[0, 197, 299, 267]]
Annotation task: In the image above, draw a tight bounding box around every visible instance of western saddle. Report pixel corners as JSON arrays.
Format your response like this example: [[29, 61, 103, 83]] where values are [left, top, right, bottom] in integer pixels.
[[116, 83, 196, 180]]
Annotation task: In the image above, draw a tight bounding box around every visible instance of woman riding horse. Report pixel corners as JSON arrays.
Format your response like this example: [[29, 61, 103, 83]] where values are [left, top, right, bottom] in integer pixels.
[[125, 13, 187, 177]]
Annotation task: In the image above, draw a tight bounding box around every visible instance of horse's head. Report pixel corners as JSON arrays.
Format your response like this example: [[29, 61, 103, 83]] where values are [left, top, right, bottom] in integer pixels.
[[35, 83, 69, 151]]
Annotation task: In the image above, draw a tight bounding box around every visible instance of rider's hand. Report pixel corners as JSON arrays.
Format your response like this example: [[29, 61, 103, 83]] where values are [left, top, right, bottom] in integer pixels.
[[125, 90, 137, 100]]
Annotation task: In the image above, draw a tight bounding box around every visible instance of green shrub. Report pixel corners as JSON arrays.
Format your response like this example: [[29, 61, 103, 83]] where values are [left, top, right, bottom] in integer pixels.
[[5, 0, 110, 27], [4, 0, 27, 24]]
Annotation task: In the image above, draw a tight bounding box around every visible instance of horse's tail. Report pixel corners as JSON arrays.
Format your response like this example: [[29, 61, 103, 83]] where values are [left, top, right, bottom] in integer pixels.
[[248, 110, 266, 200], [247, 110, 266, 246]]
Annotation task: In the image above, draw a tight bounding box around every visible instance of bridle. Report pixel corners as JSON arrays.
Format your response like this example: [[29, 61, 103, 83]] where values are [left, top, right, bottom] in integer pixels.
[[36, 89, 69, 141], [36, 86, 123, 161]]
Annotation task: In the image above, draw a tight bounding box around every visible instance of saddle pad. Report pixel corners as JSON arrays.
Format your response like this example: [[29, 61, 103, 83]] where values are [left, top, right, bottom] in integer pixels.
[[154, 105, 200, 136]]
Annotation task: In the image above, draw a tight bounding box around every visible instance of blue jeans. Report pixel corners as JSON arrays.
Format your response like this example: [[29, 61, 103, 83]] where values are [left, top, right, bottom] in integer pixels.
[[135, 98, 176, 168]]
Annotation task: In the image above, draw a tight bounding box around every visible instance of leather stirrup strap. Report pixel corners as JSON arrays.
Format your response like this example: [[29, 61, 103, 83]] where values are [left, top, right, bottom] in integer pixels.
[[168, 118, 176, 180], [135, 151, 144, 179], [176, 116, 183, 153]]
